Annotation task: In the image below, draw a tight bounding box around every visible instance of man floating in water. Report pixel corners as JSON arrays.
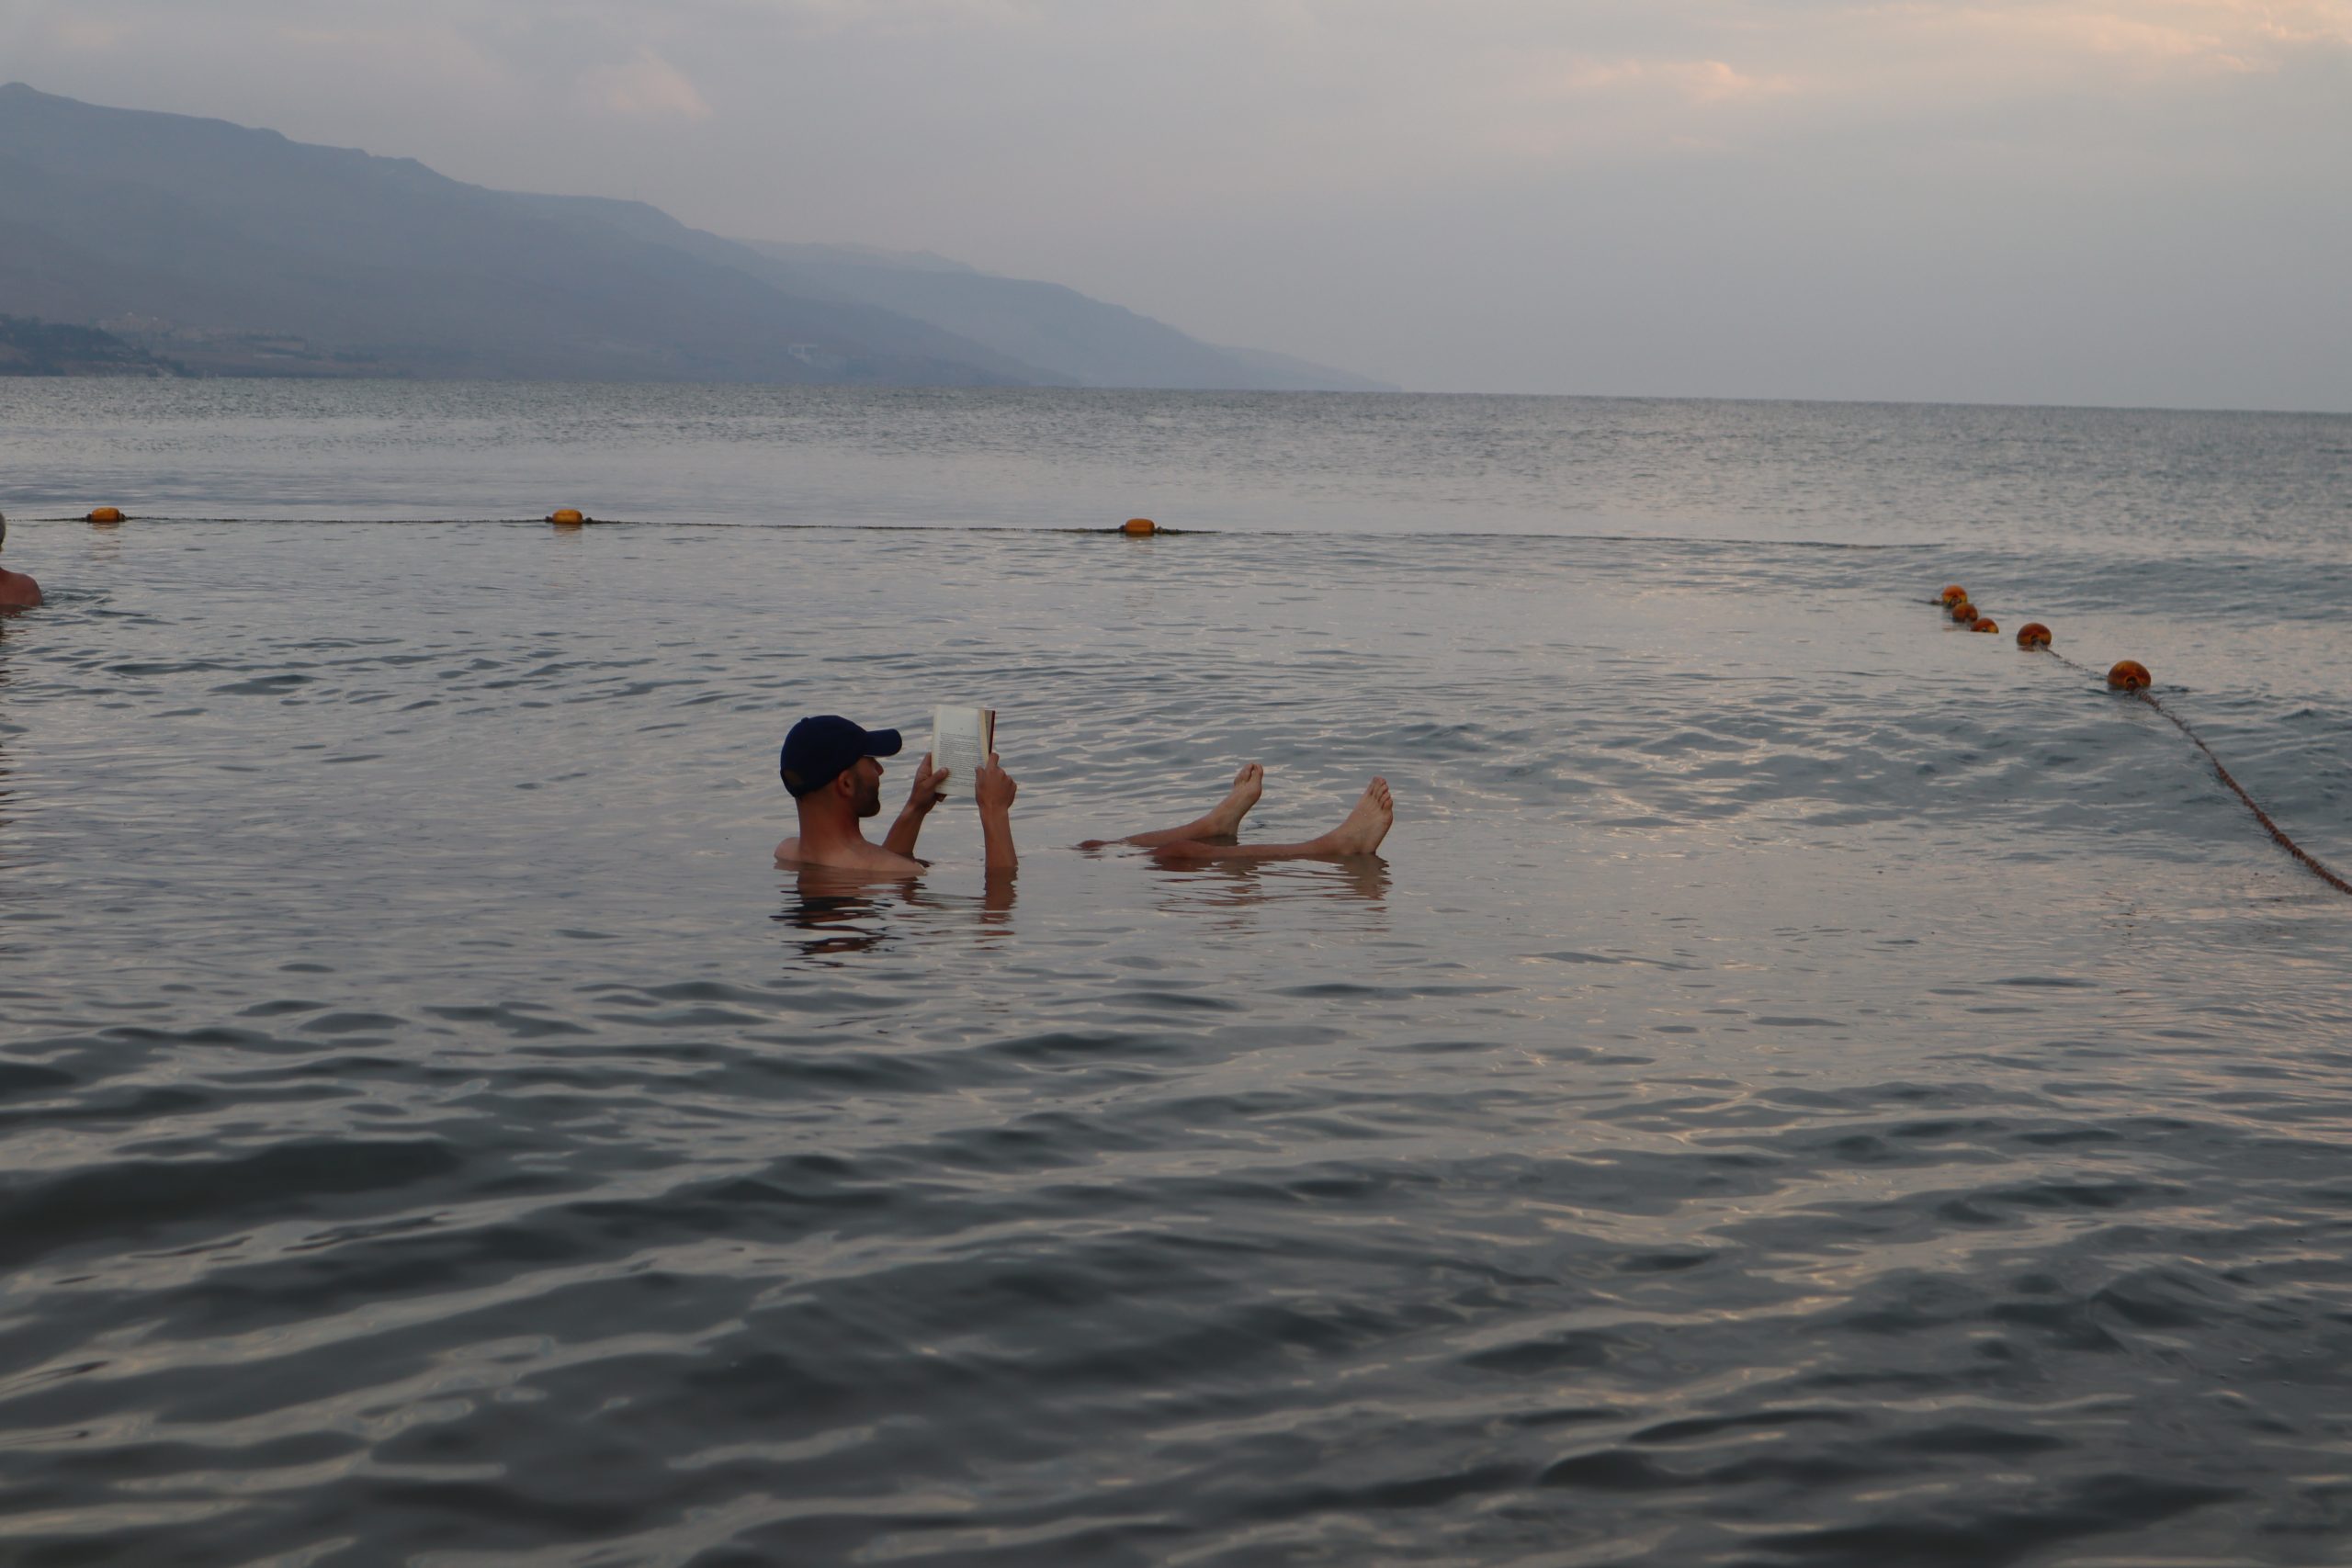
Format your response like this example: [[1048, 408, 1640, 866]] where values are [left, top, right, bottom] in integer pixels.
[[772, 715, 1393, 876], [775, 716, 1014, 877], [0, 516, 42, 611]]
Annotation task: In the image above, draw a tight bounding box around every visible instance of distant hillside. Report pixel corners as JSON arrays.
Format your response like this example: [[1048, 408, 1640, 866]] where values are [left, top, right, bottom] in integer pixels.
[[0, 84, 1391, 390], [1212, 344, 1396, 393], [513, 194, 1394, 391], [732, 239, 1397, 391], [0, 315, 187, 377], [0, 84, 1050, 385]]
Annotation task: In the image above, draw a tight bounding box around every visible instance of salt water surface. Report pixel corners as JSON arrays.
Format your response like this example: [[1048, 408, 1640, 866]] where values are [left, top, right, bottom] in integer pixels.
[[2, 384, 2350, 1565]]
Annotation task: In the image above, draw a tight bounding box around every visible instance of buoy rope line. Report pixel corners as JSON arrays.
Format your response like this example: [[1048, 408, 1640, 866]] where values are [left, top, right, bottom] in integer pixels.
[[25, 513, 1203, 536], [2132, 687, 2352, 897], [25, 514, 1922, 547], [1934, 584, 2352, 900]]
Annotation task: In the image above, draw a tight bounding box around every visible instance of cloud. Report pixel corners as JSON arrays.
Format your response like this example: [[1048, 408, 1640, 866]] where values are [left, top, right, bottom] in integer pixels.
[[1851, 1, 2352, 81], [1442, 0, 2352, 175], [275, 21, 515, 96], [43, 16, 131, 51], [1541, 56, 1798, 105], [1897, 4, 2260, 78], [700, 0, 1042, 38], [578, 48, 713, 121]]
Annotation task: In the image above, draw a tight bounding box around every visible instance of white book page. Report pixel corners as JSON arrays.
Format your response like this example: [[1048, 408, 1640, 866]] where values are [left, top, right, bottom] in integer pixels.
[[930, 705, 995, 802]]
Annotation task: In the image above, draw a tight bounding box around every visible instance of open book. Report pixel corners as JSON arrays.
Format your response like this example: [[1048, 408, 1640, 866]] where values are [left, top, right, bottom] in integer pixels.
[[931, 705, 996, 802]]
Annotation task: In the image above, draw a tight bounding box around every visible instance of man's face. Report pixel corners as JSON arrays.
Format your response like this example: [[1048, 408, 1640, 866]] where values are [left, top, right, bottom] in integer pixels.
[[850, 755, 884, 818]]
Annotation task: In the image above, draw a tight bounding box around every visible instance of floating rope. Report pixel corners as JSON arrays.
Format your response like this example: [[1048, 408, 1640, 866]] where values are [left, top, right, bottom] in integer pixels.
[[1939, 587, 2351, 899], [2133, 686, 2352, 897], [25, 513, 1210, 536]]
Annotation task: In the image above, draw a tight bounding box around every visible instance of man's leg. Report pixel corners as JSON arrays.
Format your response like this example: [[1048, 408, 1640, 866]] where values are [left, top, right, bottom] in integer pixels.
[[1081, 762, 1265, 849], [1152, 777, 1393, 862]]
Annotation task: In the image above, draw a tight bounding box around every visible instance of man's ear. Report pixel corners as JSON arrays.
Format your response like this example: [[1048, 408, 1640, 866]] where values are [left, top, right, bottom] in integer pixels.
[[831, 770, 858, 802]]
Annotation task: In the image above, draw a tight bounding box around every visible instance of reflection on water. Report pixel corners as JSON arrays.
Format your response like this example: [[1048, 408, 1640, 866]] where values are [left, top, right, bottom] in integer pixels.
[[0, 656, 17, 869], [779, 855, 1387, 961], [775, 865, 1020, 960], [1143, 852, 1394, 916], [775, 874, 899, 960]]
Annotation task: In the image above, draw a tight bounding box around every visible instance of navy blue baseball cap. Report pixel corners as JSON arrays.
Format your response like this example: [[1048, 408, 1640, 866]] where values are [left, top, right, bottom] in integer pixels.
[[780, 715, 903, 797]]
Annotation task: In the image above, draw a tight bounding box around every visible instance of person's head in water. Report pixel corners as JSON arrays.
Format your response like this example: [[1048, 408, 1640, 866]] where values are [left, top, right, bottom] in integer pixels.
[[781, 716, 903, 820]]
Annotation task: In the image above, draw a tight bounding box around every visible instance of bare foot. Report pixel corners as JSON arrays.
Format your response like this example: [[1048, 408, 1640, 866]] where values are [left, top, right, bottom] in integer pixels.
[[1141, 776, 1393, 863], [1202, 762, 1265, 838], [1317, 776, 1393, 855]]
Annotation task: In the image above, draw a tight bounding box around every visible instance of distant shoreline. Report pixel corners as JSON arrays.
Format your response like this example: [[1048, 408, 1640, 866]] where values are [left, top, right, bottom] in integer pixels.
[[6, 372, 2350, 418], [0, 317, 189, 379]]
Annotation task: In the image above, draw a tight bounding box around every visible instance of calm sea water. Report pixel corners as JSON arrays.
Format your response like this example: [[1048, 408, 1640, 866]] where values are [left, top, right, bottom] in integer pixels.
[[3, 383, 2350, 1566]]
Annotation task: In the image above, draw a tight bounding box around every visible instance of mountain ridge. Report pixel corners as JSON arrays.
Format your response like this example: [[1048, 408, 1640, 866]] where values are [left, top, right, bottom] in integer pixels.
[[0, 84, 1390, 390]]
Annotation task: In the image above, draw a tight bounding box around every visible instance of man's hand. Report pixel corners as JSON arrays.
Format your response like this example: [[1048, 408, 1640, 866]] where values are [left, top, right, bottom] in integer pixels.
[[906, 751, 947, 812], [977, 753, 1018, 871], [975, 753, 1017, 814], [882, 752, 948, 861]]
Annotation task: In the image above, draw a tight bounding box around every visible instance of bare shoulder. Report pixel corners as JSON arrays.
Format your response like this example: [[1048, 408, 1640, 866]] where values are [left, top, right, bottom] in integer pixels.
[[853, 845, 929, 876], [776, 837, 926, 877]]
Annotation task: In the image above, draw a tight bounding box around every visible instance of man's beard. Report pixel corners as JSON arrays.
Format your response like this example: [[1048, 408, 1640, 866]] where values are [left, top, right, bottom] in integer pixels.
[[855, 777, 883, 818]]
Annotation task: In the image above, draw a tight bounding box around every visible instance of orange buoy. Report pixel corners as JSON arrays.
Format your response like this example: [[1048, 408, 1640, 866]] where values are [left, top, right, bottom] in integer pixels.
[[2016, 623, 2051, 649], [86, 506, 124, 525], [1951, 601, 1979, 624], [548, 508, 587, 526], [1121, 517, 1157, 536], [2108, 660, 2152, 692], [1971, 618, 1998, 634], [1939, 584, 1968, 606]]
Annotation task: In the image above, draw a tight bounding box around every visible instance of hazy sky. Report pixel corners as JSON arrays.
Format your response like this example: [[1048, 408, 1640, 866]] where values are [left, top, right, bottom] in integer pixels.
[[5, 0, 2348, 407]]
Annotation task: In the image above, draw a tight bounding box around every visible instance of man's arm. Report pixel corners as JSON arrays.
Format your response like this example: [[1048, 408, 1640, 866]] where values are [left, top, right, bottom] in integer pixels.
[[881, 753, 948, 859], [976, 753, 1018, 872]]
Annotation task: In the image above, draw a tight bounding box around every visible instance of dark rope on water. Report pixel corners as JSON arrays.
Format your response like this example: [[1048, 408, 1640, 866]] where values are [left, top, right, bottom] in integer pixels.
[[1941, 591, 2346, 897], [2003, 633, 2351, 897], [2131, 687, 2352, 897]]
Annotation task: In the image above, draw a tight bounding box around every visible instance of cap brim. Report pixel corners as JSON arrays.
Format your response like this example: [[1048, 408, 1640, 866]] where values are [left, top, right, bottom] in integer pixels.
[[865, 728, 904, 758]]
